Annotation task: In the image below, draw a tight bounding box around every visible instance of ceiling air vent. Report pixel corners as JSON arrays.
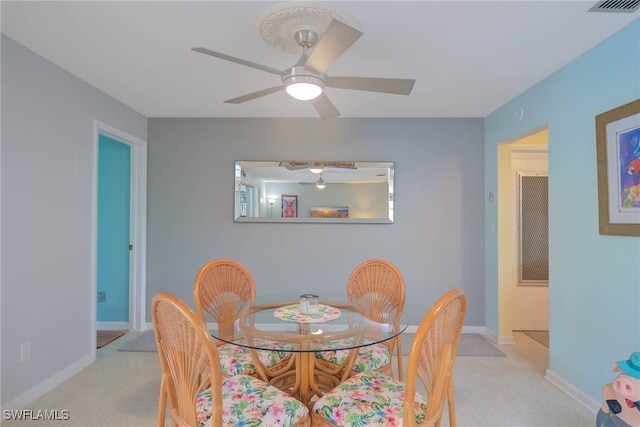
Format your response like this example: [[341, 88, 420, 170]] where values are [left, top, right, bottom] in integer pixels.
[[588, 0, 640, 12]]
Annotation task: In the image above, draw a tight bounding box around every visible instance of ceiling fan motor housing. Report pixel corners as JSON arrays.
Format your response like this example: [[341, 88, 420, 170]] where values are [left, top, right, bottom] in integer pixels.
[[295, 29, 318, 48], [284, 66, 325, 86]]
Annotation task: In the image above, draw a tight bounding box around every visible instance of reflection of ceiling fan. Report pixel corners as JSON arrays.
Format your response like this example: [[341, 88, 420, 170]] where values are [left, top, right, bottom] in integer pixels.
[[299, 171, 328, 188], [280, 161, 356, 172], [192, 10, 415, 119]]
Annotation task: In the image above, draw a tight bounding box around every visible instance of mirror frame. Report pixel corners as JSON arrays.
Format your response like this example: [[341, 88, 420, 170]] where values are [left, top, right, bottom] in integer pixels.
[[234, 161, 394, 224]]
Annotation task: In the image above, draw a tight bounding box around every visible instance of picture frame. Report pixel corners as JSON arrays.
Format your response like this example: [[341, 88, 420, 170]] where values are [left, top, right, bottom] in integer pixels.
[[281, 194, 298, 218], [595, 99, 640, 236], [310, 207, 349, 218]]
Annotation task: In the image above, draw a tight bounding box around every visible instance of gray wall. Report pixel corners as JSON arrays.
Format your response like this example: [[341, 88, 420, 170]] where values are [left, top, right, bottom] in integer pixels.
[[1, 35, 147, 406], [263, 181, 388, 219], [147, 118, 485, 328]]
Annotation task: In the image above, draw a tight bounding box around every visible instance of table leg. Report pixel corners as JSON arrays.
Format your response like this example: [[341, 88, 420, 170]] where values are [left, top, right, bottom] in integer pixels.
[[298, 351, 311, 406], [297, 351, 330, 408]]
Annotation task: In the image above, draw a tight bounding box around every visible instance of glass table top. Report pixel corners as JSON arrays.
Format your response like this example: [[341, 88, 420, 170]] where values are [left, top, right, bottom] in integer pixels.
[[209, 293, 408, 353]]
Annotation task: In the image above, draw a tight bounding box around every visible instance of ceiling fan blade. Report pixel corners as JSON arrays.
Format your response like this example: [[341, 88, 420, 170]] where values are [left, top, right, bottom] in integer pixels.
[[326, 76, 415, 95], [280, 161, 309, 170], [324, 161, 356, 169], [310, 93, 340, 120], [224, 86, 284, 104], [192, 47, 287, 77], [305, 20, 363, 74]]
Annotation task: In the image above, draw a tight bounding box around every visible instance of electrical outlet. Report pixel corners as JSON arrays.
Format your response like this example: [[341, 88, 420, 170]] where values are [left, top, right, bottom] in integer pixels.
[[21, 341, 31, 362], [97, 291, 106, 303]]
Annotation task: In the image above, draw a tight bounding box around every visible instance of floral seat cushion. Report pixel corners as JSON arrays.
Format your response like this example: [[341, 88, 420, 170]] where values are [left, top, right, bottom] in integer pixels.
[[312, 370, 427, 426], [218, 340, 293, 376], [315, 339, 391, 373], [196, 375, 309, 427]]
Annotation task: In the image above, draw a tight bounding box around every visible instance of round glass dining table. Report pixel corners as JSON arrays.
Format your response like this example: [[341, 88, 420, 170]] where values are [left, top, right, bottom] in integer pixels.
[[210, 293, 408, 407]]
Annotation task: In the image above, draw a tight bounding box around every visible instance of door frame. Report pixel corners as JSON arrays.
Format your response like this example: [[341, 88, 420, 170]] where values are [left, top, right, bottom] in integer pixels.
[[496, 124, 548, 343], [92, 120, 147, 334]]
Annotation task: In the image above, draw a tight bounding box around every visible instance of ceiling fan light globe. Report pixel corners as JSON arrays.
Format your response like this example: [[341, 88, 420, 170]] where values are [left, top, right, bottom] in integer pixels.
[[286, 82, 322, 100], [309, 163, 324, 174], [284, 74, 324, 101]]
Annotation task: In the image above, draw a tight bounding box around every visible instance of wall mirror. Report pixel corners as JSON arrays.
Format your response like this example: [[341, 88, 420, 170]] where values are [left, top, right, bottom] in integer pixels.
[[234, 161, 394, 223]]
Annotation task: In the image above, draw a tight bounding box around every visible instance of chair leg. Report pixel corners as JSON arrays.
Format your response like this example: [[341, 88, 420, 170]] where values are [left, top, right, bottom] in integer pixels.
[[395, 337, 403, 381], [447, 379, 456, 427], [157, 378, 167, 427]]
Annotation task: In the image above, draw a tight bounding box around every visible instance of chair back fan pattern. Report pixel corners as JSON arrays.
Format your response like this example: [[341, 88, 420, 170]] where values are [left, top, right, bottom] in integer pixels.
[[404, 289, 466, 426], [347, 259, 405, 322], [193, 259, 255, 339], [152, 293, 223, 427], [309, 289, 466, 426], [347, 259, 406, 378]]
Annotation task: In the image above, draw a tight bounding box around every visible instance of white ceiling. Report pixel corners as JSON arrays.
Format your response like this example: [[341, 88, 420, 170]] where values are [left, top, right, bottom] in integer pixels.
[[2, 1, 638, 119]]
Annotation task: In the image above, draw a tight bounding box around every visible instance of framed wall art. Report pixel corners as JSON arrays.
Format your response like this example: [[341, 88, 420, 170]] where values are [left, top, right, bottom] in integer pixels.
[[310, 207, 349, 218], [281, 194, 298, 218], [595, 99, 640, 236]]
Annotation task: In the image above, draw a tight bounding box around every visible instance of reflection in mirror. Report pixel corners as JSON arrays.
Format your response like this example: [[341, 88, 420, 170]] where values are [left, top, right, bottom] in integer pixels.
[[234, 161, 394, 223]]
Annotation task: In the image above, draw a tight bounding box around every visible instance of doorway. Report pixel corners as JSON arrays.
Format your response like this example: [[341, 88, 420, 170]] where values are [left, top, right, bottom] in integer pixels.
[[93, 121, 147, 336], [97, 135, 131, 327], [510, 133, 549, 345], [496, 127, 549, 345]]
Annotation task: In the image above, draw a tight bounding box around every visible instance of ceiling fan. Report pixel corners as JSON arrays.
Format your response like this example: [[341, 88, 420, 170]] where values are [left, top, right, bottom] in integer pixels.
[[299, 172, 329, 188], [192, 18, 415, 119], [279, 161, 356, 172]]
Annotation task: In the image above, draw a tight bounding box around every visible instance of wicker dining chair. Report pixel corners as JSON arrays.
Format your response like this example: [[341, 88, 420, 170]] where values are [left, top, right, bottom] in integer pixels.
[[152, 292, 310, 427], [315, 259, 406, 380], [193, 258, 293, 381], [311, 288, 466, 427]]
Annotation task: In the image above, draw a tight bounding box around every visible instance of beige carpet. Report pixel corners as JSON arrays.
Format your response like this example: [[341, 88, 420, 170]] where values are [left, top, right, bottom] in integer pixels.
[[402, 333, 505, 357], [97, 330, 126, 348]]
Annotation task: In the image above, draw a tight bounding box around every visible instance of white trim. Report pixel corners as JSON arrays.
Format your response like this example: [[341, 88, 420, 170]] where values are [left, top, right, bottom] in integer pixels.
[[511, 143, 548, 157], [0, 352, 93, 412], [511, 151, 549, 160], [545, 369, 600, 414], [96, 321, 130, 331], [483, 328, 516, 344], [93, 121, 147, 335], [498, 335, 516, 344]]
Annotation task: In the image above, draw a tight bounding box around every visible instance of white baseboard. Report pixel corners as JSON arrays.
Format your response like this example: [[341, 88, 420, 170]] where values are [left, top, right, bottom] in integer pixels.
[[1, 352, 94, 412], [461, 325, 486, 334], [482, 328, 516, 344], [96, 321, 129, 330], [545, 368, 599, 414]]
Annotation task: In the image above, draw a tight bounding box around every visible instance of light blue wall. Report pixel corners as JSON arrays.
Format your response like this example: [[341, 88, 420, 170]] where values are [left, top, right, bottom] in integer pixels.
[[97, 135, 131, 322], [484, 20, 640, 402]]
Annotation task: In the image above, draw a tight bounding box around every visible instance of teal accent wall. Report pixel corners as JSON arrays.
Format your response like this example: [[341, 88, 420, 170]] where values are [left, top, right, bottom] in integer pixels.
[[485, 21, 640, 402], [97, 135, 131, 322]]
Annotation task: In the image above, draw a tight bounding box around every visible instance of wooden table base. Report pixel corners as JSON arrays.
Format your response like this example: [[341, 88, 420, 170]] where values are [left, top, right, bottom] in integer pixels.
[[267, 352, 342, 408]]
